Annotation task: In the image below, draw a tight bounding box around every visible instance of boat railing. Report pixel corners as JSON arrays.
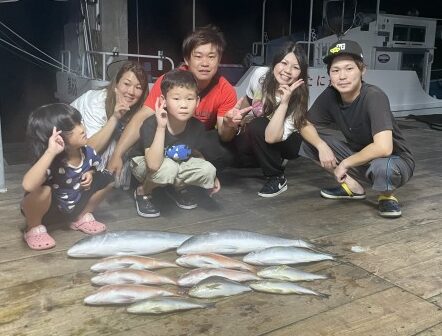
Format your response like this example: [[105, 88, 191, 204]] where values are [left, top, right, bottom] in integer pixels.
[[59, 50, 175, 81], [60, 50, 72, 73]]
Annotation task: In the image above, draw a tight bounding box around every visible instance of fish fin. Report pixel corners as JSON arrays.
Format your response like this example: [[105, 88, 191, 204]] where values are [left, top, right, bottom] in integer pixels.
[[177, 288, 189, 296], [118, 295, 137, 303], [222, 246, 240, 253]]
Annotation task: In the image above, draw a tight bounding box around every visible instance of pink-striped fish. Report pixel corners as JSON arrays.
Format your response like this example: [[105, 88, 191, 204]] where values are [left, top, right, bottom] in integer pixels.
[[84, 284, 178, 305], [91, 269, 177, 286], [177, 268, 260, 287], [91, 255, 178, 272], [175, 253, 256, 273]]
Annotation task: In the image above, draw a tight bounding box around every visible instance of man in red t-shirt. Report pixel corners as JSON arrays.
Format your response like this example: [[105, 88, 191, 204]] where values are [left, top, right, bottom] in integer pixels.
[[108, 25, 251, 217]]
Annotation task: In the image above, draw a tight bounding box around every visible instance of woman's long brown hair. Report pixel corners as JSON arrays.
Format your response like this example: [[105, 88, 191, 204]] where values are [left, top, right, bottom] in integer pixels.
[[261, 42, 309, 130]]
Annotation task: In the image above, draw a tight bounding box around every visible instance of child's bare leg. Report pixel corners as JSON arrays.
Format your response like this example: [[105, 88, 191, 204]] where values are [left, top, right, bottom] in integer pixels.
[[21, 185, 51, 231], [77, 183, 113, 219], [22, 186, 56, 250], [70, 183, 113, 234]]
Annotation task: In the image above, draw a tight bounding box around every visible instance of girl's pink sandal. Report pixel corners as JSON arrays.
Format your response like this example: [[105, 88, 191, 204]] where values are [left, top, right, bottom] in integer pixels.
[[24, 225, 56, 250], [70, 213, 106, 235]]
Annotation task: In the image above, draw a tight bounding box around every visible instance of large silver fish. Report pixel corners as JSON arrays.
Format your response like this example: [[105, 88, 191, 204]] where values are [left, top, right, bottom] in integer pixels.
[[90, 255, 178, 272], [84, 284, 178, 305], [188, 276, 252, 299], [91, 269, 177, 286], [257, 265, 330, 282], [175, 253, 257, 273], [127, 297, 213, 314], [249, 280, 329, 297], [177, 230, 314, 255], [243, 246, 334, 265], [67, 230, 192, 258], [177, 267, 260, 287]]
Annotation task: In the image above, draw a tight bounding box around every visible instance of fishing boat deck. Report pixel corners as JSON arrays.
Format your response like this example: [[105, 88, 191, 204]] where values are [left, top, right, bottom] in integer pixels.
[[1, 118, 441, 336]]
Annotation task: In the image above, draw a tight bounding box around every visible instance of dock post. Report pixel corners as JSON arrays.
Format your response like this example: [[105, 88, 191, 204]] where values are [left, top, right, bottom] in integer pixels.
[[0, 116, 6, 193]]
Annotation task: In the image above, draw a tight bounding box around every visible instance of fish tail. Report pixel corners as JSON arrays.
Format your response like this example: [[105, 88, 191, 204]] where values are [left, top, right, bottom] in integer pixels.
[[317, 292, 330, 299], [325, 273, 335, 280], [205, 302, 216, 309]]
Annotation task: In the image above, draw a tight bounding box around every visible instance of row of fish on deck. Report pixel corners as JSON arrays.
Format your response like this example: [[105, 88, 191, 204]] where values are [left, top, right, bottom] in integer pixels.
[[68, 229, 335, 314]]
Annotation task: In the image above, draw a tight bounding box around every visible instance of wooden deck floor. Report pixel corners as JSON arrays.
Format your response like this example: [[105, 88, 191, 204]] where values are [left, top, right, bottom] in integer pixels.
[[0, 119, 441, 336]]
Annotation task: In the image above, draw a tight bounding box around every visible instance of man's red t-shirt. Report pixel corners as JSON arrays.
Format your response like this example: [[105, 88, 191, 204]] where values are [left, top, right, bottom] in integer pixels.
[[144, 67, 237, 130]]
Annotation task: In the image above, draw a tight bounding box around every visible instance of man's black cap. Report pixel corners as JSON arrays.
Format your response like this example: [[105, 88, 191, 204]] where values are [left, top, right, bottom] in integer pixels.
[[323, 40, 364, 64]]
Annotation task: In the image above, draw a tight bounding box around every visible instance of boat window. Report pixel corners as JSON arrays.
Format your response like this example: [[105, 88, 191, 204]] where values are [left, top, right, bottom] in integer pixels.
[[393, 24, 426, 43]]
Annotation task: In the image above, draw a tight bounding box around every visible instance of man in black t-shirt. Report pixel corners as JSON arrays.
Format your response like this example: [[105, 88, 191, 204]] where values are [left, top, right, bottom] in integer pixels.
[[299, 40, 415, 218]]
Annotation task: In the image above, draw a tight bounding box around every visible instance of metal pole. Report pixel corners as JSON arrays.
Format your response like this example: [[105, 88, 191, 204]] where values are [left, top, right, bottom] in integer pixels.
[[289, 0, 292, 36], [376, 0, 380, 33], [0, 116, 7, 193], [261, 0, 267, 62], [193, 0, 196, 31], [307, 0, 313, 66], [341, 0, 345, 35], [136, 0, 140, 60]]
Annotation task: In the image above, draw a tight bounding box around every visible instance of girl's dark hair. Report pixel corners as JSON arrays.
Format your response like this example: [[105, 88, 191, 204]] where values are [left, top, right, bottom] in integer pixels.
[[26, 103, 82, 162], [261, 42, 309, 130], [182, 25, 226, 61], [161, 69, 198, 96], [105, 61, 148, 122]]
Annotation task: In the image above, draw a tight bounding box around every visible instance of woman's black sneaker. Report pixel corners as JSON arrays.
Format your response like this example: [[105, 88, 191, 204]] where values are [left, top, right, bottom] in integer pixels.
[[258, 176, 288, 198]]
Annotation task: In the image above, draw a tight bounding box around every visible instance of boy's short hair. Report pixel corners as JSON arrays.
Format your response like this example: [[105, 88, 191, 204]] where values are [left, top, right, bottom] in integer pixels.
[[161, 69, 198, 96], [182, 25, 226, 61]]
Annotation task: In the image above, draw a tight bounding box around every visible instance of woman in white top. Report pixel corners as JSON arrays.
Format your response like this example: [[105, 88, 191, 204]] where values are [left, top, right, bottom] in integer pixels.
[[235, 42, 309, 197], [71, 62, 148, 189]]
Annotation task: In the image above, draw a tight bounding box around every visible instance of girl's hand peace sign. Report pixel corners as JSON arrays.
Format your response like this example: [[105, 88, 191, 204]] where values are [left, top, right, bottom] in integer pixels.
[[155, 97, 168, 129], [47, 127, 65, 156], [278, 78, 304, 104]]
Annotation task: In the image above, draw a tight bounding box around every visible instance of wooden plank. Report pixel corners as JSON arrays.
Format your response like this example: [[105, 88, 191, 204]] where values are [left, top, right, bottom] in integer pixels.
[[429, 294, 442, 309], [413, 322, 442, 336], [265, 287, 442, 336], [0, 263, 391, 336], [384, 257, 442, 300], [0, 120, 441, 336]]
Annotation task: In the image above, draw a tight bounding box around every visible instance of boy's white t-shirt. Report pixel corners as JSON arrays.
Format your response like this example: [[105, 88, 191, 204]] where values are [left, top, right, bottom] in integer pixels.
[[245, 67, 297, 141]]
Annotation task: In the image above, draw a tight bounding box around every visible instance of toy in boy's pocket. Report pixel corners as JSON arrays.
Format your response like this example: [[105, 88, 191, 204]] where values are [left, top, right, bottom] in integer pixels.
[[164, 144, 192, 162]]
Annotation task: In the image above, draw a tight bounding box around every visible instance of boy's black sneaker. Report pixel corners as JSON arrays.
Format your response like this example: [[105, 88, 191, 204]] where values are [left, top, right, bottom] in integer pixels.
[[134, 191, 160, 218], [165, 187, 198, 210], [258, 176, 288, 198]]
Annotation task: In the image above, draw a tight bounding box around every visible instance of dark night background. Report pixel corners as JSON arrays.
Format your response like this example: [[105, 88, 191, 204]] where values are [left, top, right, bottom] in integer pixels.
[[0, 0, 441, 143]]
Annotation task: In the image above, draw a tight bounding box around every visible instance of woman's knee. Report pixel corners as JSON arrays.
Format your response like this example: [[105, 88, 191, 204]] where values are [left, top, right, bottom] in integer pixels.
[[247, 117, 269, 135]]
